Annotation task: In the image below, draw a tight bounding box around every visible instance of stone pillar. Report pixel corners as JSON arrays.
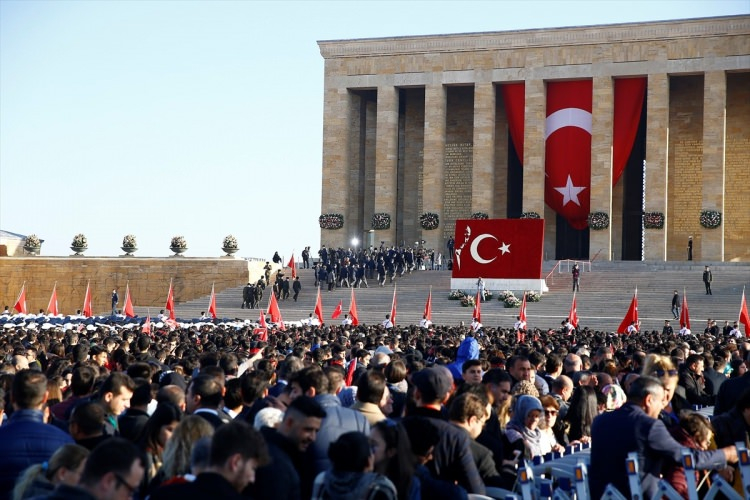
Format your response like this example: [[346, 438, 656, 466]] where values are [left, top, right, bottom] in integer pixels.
[[589, 76, 614, 261], [374, 85, 399, 246], [523, 79, 546, 216], [472, 81, 495, 215], [321, 87, 352, 249], [700, 71, 726, 261], [644, 73, 669, 261], [422, 83, 446, 252]]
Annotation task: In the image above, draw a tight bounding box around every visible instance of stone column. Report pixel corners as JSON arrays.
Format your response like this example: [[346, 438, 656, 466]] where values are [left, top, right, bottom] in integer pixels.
[[472, 81, 495, 215], [644, 73, 669, 261], [523, 79, 546, 216], [422, 83, 446, 252], [700, 71, 726, 261], [321, 87, 352, 249], [589, 76, 614, 261], [374, 85, 399, 246]]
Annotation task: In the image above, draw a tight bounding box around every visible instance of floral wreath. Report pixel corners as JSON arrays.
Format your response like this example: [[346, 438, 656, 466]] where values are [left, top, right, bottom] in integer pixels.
[[72, 233, 88, 248], [371, 213, 391, 230], [699, 210, 722, 229], [122, 234, 137, 249], [643, 212, 664, 229], [470, 212, 489, 220], [170, 235, 188, 249], [222, 234, 239, 249], [420, 212, 439, 230], [520, 212, 541, 219], [588, 212, 609, 230], [24, 234, 42, 248], [319, 213, 344, 230]]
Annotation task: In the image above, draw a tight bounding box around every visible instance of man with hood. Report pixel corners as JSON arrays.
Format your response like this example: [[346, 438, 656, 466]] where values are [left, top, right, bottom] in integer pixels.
[[447, 334, 480, 382]]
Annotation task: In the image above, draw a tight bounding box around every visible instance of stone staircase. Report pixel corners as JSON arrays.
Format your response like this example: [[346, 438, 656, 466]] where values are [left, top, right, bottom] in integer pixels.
[[134, 261, 750, 333]]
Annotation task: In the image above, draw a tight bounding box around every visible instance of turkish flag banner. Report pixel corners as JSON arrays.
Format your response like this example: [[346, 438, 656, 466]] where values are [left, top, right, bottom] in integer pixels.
[[14, 283, 27, 314], [348, 288, 359, 326], [123, 284, 135, 318], [331, 300, 342, 319], [82, 281, 93, 318], [314, 288, 324, 325], [617, 290, 638, 334], [451, 218, 544, 279], [208, 284, 217, 319], [545, 80, 592, 230], [165, 280, 176, 320], [519, 292, 527, 323], [424, 289, 432, 322], [680, 290, 690, 330], [569, 294, 579, 328], [288, 254, 297, 279], [739, 289, 749, 335], [47, 285, 59, 316]]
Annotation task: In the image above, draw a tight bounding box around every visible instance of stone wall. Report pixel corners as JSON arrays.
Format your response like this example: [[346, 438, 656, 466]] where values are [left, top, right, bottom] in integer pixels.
[[0, 257, 264, 316]]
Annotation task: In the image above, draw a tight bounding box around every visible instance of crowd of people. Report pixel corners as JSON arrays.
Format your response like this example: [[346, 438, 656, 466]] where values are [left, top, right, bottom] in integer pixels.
[[0, 277, 748, 499]]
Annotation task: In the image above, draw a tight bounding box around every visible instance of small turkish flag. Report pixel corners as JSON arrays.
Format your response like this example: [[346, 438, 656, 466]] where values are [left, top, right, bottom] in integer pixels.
[[331, 300, 342, 319], [451, 219, 544, 279], [208, 284, 217, 319], [267, 293, 285, 330], [47, 284, 59, 316], [617, 289, 638, 334], [123, 284, 135, 318], [82, 281, 93, 318], [165, 279, 176, 320], [389, 286, 397, 325], [348, 288, 359, 326], [473, 290, 481, 323], [288, 254, 297, 279], [545, 80, 592, 230], [739, 288, 750, 335], [142, 315, 151, 335], [424, 288, 432, 322], [519, 292, 527, 324], [14, 283, 27, 314], [314, 288, 324, 325], [680, 290, 690, 330], [569, 293, 579, 328]]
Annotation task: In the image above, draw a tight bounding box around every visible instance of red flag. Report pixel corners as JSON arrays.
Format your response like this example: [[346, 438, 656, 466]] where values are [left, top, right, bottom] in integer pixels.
[[739, 288, 750, 335], [349, 287, 359, 326], [451, 219, 545, 279], [569, 293, 579, 328], [389, 286, 397, 325], [258, 310, 268, 329], [680, 289, 690, 330], [314, 287, 324, 325], [545, 79, 592, 230], [47, 284, 59, 316], [208, 283, 217, 319], [82, 281, 93, 318], [617, 289, 638, 334], [519, 292, 527, 323], [267, 293, 285, 330], [165, 279, 176, 320], [287, 254, 297, 279], [255, 310, 269, 341], [424, 288, 433, 321], [142, 314, 151, 335], [331, 300, 343, 320], [473, 290, 481, 323], [345, 357, 357, 386], [122, 284, 135, 318], [14, 283, 27, 314]]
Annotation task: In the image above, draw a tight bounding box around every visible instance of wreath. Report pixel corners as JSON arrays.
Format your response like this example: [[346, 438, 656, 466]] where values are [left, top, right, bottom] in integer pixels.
[[700, 210, 722, 229], [588, 212, 609, 230], [470, 212, 489, 220], [319, 213, 344, 230], [643, 212, 664, 229], [520, 212, 541, 219], [372, 213, 391, 230], [420, 212, 440, 230]]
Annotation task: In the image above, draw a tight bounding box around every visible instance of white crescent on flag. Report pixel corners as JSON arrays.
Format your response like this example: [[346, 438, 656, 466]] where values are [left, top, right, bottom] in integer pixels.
[[545, 107, 592, 139], [469, 234, 498, 264]]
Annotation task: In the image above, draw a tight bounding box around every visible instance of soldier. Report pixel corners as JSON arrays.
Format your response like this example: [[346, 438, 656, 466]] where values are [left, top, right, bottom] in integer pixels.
[[242, 282, 253, 309]]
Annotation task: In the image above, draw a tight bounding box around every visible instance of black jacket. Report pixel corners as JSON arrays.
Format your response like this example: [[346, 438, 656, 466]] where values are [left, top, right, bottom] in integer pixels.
[[250, 427, 304, 500], [150, 472, 244, 500]]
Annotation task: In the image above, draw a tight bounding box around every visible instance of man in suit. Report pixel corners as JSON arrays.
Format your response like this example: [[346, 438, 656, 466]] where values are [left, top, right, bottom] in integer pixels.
[[703, 265, 713, 294], [187, 375, 231, 429], [242, 282, 252, 309], [590, 376, 735, 499], [714, 353, 750, 415], [671, 290, 680, 319]]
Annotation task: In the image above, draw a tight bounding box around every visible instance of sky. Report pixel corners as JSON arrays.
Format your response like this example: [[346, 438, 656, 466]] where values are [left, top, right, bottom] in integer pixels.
[[1, 0, 748, 261]]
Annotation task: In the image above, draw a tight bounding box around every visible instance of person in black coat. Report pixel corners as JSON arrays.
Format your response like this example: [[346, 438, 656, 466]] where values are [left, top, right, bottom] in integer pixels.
[[150, 421, 269, 500], [292, 277, 302, 301], [714, 362, 750, 415]]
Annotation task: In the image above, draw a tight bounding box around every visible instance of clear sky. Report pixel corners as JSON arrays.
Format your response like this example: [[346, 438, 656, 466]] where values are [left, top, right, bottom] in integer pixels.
[[1, 0, 747, 260]]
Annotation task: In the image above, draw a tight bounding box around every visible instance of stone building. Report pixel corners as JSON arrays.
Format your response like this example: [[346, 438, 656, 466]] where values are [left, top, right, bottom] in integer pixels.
[[317, 16, 750, 262]]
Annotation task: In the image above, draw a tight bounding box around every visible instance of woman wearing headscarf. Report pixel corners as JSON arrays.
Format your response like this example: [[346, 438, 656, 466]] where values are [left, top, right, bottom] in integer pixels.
[[504, 395, 545, 459]]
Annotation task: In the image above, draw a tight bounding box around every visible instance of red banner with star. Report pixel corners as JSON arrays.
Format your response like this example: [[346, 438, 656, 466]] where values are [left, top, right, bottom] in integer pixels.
[[545, 80, 592, 230], [451, 218, 544, 279]]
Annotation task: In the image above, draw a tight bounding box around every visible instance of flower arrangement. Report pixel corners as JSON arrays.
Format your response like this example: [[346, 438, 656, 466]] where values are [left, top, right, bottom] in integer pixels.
[[372, 213, 391, 230], [643, 212, 665, 229], [471, 212, 489, 220], [222, 235, 239, 249], [497, 290, 516, 301], [588, 212, 609, 230], [122, 234, 137, 249], [319, 213, 344, 230], [420, 212, 440, 230], [525, 291, 541, 302], [24, 234, 41, 248], [449, 290, 467, 300], [520, 212, 541, 219], [700, 210, 722, 229], [503, 294, 521, 308], [460, 295, 476, 307], [484, 290, 494, 300], [71, 233, 88, 248], [170, 235, 188, 249]]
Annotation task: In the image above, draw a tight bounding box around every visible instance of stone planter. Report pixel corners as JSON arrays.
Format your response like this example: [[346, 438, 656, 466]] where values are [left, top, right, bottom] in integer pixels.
[[121, 246, 137, 256], [23, 245, 41, 256], [70, 246, 87, 256], [170, 246, 187, 256], [222, 247, 239, 257]]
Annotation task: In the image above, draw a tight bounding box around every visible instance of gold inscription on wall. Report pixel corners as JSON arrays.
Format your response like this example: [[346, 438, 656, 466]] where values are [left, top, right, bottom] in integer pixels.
[[672, 139, 703, 233], [443, 142, 473, 240], [725, 137, 750, 237]]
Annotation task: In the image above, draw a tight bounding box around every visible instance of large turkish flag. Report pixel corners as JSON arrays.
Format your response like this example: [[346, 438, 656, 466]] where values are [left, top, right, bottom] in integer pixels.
[[545, 80, 592, 230], [451, 219, 544, 279]]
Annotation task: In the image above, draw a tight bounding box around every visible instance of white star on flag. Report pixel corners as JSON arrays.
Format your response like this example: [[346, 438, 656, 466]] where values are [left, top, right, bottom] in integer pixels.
[[499, 242, 510, 255], [554, 175, 586, 206]]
